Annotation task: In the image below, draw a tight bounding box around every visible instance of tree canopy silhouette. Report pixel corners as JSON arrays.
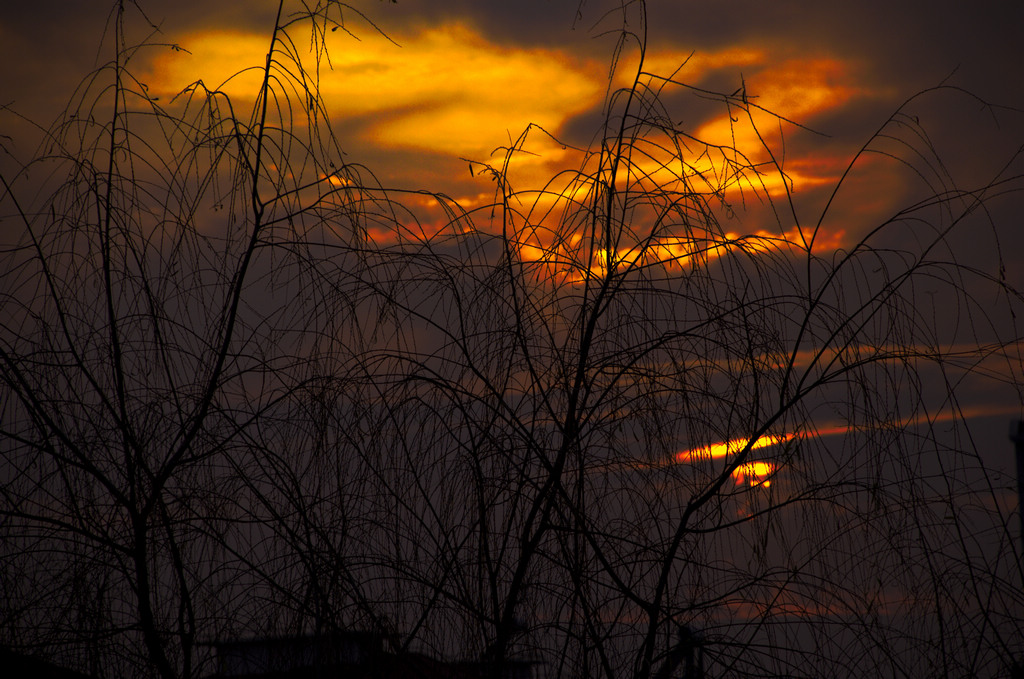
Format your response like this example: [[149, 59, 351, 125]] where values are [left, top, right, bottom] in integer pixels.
[[2, 2, 1023, 678]]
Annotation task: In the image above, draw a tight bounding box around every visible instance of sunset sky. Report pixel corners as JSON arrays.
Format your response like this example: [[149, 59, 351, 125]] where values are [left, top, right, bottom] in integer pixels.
[[2, 0, 1023, 468], [4, 6, 1024, 672], [3, 1, 1022, 199]]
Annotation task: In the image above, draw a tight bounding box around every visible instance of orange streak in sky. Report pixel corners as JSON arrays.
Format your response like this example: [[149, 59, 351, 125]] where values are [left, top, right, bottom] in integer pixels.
[[675, 432, 795, 462], [672, 404, 1022, 485]]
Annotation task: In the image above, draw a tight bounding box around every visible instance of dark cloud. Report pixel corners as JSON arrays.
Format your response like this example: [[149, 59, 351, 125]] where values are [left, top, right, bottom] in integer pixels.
[[1, 3, 113, 119], [643, 0, 1023, 107], [359, 0, 595, 44]]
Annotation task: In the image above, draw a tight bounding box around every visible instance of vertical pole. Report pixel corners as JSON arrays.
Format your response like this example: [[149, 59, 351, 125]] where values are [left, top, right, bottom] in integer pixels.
[[1011, 420, 1024, 553]]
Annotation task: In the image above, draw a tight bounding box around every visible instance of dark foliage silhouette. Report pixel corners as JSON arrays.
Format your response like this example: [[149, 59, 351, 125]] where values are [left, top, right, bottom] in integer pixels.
[[2, 2, 1023, 678]]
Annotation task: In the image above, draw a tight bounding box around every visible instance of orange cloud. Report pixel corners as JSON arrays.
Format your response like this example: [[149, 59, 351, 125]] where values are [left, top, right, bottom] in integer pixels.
[[603, 49, 862, 199], [141, 30, 866, 262], [144, 23, 605, 160], [691, 57, 861, 196], [509, 222, 846, 288], [144, 30, 269, 100], [695, 57, 860, 144]]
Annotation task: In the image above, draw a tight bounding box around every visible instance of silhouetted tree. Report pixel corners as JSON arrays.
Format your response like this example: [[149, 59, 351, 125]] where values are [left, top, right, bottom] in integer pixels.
[[2, 2, 1022, 678]]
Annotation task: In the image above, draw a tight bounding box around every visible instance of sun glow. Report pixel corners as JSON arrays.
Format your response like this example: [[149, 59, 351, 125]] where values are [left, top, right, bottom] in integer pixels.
[[673, 433, 792, 487], [675, 433, 794, 462], [733, 461, 776, 487], [671, 402, 1022, 488]]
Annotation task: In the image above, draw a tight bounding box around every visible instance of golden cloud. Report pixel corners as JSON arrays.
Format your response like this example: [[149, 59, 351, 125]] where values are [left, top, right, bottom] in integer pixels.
[[144, 23, 605, 159], [603, 49, 862, 200], [143, 30, 866, 259], [145, 30, 269, 99], [692, 57, 861, 193]]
